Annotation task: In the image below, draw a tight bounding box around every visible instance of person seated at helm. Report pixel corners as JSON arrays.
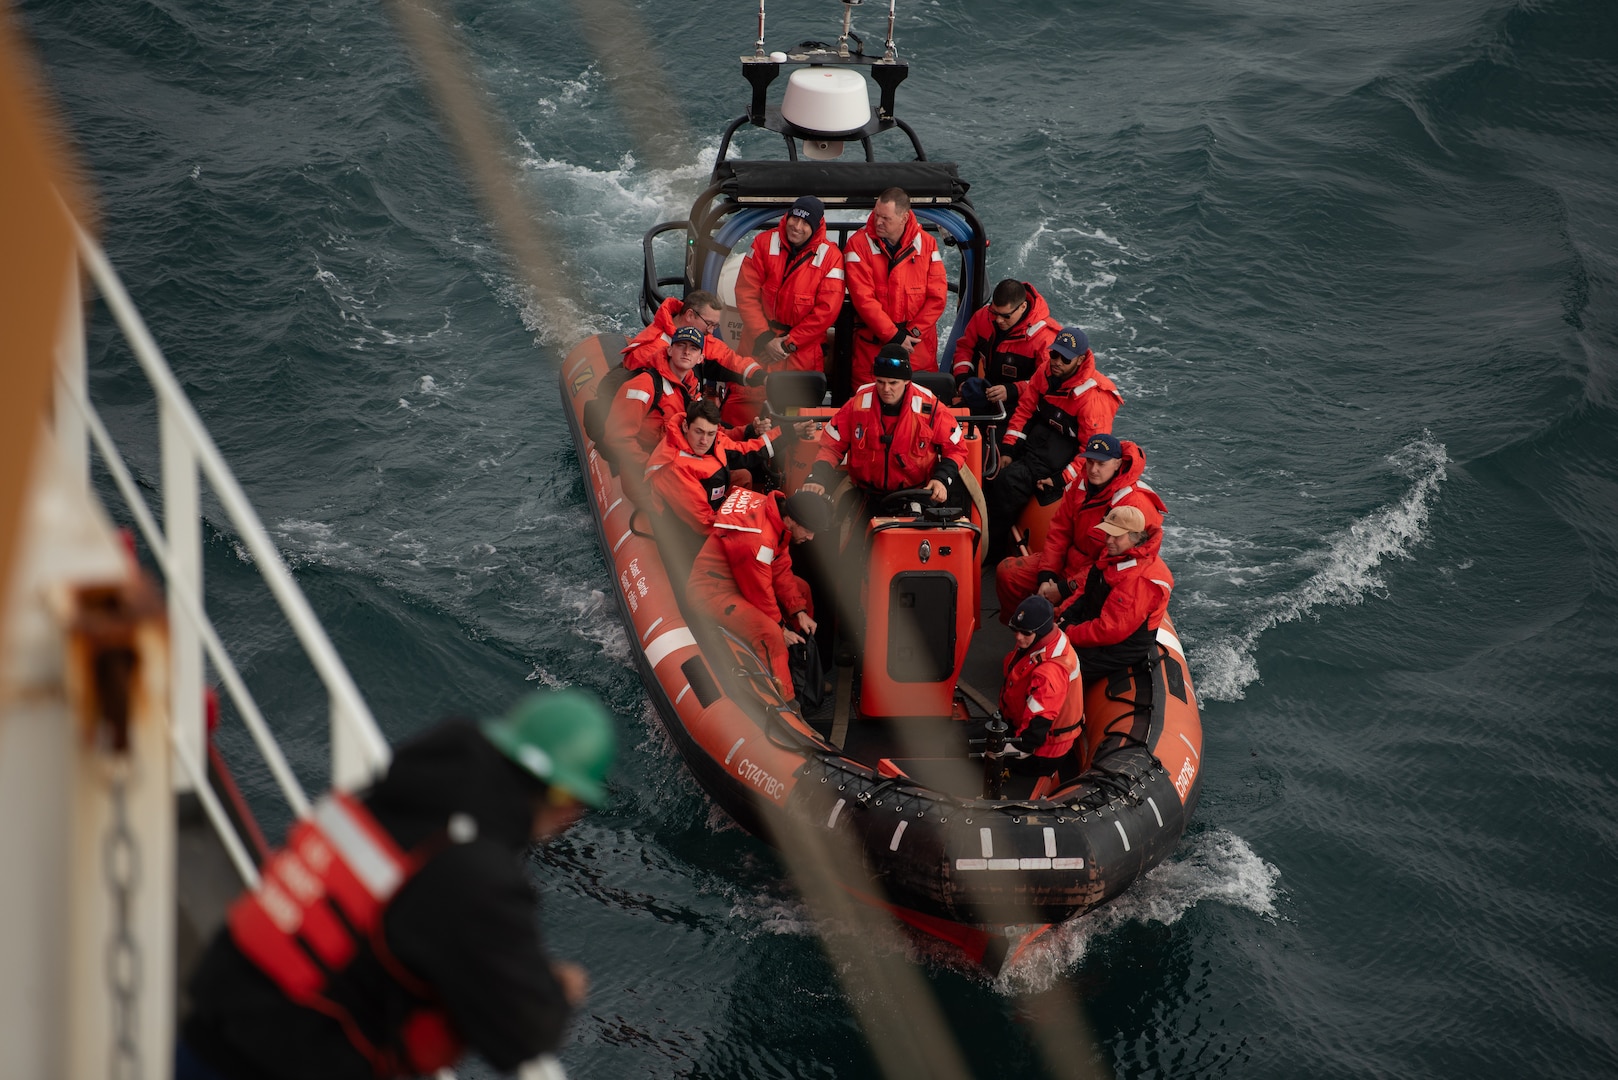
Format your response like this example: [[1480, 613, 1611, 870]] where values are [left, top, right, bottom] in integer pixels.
[[686, 488, 831, 712], [984, 327, 1123, 564], [990, 595, 1087, 781], [950, 278, 1061, 419], [799, 344, 967, 516], [1059, 504, 1174, 678], [622, 289, 769, 439], [843, 187, 949, 387], [604, 324, 707, 502], [647, 399, 781, 570], [995, 432, 1165, 623], [732, 194, 846, 427]]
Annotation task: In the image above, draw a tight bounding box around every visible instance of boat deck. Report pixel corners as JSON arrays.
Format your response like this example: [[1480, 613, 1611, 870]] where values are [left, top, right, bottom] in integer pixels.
[[795, 565, 1021, 800]]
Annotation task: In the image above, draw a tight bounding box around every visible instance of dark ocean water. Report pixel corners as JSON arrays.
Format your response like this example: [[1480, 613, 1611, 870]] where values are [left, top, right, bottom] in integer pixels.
[[17, 0, 1618, 1076]]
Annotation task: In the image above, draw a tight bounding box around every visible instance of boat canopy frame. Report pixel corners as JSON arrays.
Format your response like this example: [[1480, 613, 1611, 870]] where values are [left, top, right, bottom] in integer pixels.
[[639, 55, 990, 352]]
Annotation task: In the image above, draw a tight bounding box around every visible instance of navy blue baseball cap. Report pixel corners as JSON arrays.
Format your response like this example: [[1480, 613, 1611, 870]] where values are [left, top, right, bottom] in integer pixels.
[[1050, 328, 1090, 360], [1009, 595, 1055, 638], [670, 326, 706, 349], [1080, 433, 1122, 461]]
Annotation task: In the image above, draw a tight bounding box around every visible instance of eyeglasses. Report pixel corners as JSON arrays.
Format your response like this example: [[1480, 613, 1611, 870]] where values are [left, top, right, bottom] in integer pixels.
[[990, 302, 1025, 323], [692, 311, 721, 332]]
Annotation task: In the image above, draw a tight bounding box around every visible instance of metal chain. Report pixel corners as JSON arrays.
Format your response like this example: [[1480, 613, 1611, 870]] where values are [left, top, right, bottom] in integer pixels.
[[104, 762, 143, 1080]]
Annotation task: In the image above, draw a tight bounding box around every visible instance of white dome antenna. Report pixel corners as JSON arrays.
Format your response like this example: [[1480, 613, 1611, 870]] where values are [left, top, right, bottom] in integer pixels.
[[781, 67, 872, 145]]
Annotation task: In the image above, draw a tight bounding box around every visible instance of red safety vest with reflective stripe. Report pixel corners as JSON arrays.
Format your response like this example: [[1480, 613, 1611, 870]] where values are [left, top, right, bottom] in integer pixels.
[[646, 421, 777, 533], [999, 627, 1085, 759], [227, 794, 462, 1077], [604, 358, 700, 465]]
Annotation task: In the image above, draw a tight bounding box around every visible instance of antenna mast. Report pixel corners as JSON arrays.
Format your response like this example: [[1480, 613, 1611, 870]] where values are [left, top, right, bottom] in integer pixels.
[[838, 0, 861, 58], [754, 0, 767, 57]]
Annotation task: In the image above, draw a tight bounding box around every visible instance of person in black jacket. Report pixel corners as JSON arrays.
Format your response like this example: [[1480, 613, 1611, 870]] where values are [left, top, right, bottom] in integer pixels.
[[177, 690, 617, 1080]]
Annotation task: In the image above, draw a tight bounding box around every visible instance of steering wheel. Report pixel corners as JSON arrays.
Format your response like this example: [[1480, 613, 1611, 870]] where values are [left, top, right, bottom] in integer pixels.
[[879, 487, 937, 515]]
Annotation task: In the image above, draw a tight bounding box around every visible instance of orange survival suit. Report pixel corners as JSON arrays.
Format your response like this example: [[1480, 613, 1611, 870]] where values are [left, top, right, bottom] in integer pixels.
[[995, 439, 1166, 618], [687, 488, 813, 696], [732, 211, 846, 424], [1000, 623, 1087, 767], [1061, 526, 1174, 676], [843, 207, 948, 386], [807, 379, 968, 498], [950, 283, 1061, 416]]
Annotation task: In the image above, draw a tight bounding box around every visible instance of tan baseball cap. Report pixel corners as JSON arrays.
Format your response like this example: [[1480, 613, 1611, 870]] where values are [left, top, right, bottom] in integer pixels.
[[1094, 504, 1146, 536]]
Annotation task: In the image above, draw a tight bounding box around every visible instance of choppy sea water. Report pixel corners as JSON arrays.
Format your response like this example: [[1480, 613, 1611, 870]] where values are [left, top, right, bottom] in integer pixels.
[[18, 0, 1618, 1075]]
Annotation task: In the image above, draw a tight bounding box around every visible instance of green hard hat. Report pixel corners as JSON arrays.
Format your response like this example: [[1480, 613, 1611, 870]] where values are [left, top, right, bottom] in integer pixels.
[[481, 689, 617, 808]]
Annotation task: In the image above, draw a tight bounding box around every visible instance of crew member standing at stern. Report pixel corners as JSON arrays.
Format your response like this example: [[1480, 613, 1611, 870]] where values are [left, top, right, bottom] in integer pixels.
[[732, 194, 846, 426], [178, 692, 618, 1080], [844, 187, 948, 387]]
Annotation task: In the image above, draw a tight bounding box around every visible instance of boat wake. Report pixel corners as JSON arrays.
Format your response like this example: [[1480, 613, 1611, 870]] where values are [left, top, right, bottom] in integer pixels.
[[1190, 435, 1449, 702], [502, 137, 724, 347], [995, 827, 1281, 996]]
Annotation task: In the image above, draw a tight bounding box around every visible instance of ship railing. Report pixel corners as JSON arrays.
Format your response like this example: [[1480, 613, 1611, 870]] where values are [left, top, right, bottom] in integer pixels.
[[55, 219, 392, 889]]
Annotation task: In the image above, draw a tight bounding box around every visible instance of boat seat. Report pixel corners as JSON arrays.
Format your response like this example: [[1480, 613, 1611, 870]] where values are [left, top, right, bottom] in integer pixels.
[[913, 370, 956, 403]]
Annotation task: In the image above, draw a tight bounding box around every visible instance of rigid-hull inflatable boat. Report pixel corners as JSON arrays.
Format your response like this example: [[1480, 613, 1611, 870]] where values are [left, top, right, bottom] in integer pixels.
[[560, 34, 1203, 971]]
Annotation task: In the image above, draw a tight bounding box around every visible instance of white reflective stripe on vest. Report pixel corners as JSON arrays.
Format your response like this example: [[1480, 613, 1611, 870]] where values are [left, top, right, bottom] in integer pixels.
[[1111, 484, 1135, 505], [1070, 378, 1097, 397], [625, 387, 651, 404], [813, 243, 829, 266], [769, 232, 780, 256], [756, 545, 775, 564], [314, 796, 404, 901], [826, 267, 845, 280]]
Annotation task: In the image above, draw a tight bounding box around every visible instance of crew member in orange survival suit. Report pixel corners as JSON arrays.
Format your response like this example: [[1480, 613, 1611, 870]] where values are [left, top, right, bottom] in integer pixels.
[[686, 488, 832, 711]]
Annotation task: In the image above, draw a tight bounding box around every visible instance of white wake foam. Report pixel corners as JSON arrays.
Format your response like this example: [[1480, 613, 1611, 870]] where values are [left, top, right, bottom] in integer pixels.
[[1191, 435, 1450, 703], [995, 828, 1280, 995]]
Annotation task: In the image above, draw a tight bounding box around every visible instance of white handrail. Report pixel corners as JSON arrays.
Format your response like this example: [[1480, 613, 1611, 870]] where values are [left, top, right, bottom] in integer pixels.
[[61, 369, 315, 818], [69, 222, 392, 803]]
